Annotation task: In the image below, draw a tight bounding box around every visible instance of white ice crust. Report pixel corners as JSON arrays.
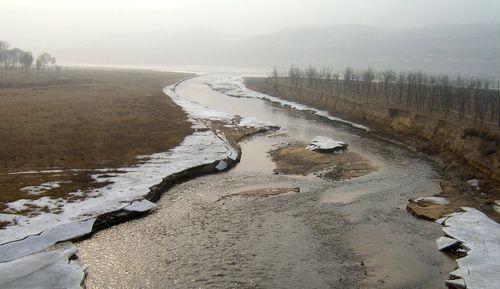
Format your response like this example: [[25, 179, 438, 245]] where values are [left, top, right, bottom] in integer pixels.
[[414, 196, 450, 205], [0, 78, 239, 245], [305, 136, 348, 152], [208, 76, 369, 131], [438, 207, 500, 289], [0, 242, 85, 289]]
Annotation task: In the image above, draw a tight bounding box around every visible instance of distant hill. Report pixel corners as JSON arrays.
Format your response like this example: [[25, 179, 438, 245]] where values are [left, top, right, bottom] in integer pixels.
[[57, 24, 500, 77]]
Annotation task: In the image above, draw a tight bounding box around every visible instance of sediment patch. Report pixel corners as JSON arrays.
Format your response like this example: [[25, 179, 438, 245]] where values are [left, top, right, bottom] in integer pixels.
[[218, 187, 300, 201], [270, 145, 377, 180]]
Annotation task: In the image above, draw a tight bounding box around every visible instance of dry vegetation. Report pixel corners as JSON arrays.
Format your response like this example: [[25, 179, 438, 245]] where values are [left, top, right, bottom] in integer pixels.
[[0, 68, 193, 219]]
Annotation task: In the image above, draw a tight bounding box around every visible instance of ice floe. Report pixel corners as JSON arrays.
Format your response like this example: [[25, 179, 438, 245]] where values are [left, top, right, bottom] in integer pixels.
[[305, 136, 348, 152], [123, 200, 157, 213], [0, 242, 85, 289], [414, 196, 450, 205], [208, 75, 370, 131], [436, 236, 460, 251], [446, 278, 466, 289], [438, 207, 500, 289], [0, 219, 95, 262]]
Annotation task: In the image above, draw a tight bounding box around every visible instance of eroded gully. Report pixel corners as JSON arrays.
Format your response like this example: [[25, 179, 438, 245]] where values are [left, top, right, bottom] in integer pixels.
[[76, 74, 454, 289]]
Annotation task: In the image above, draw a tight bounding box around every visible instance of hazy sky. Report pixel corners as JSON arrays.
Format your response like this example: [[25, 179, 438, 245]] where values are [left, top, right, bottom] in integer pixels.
[[1, 0, 499, 66], [2, 0, 499, 43]]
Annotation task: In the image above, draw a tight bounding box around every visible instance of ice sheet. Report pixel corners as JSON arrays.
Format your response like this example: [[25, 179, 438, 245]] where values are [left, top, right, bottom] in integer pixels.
[[439, 207, 500, 289], [0, 242, 85, 289]]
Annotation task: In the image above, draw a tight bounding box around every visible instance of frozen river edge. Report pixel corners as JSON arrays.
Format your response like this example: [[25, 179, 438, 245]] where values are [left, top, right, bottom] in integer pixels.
[[0, 76, 258, 289]]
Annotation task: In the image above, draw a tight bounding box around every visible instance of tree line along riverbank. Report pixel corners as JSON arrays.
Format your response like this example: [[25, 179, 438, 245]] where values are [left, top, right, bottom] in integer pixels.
[[245, 69, 499, 218]]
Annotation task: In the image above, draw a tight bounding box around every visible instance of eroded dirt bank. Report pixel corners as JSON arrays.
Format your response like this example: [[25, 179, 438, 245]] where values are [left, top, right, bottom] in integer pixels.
[[245, 77, 500, 220]]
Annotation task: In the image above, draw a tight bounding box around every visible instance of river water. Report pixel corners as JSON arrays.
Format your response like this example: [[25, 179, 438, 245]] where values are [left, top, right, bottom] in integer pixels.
[[77, 74, 454, 289]]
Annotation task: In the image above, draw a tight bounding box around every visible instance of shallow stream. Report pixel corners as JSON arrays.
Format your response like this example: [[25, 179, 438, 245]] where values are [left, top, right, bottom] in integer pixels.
[[77, 74, 454, 289]]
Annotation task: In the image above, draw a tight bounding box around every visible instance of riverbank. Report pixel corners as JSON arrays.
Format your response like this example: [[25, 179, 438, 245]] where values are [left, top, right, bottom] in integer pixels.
[[244, 76, 500, 289], [0, 74, 279, 289], [0, 68, 194, 221], [245, 77, 500, 221]]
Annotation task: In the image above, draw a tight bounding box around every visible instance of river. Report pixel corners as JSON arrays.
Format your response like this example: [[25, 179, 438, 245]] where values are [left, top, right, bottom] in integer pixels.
[[76, 73, 454, 289]]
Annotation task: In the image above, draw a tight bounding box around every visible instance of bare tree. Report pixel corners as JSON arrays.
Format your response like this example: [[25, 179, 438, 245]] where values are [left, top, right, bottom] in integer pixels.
[[21, 51, 34, 79], [270, 66, 499, 127], [0, 41, 10, 80]]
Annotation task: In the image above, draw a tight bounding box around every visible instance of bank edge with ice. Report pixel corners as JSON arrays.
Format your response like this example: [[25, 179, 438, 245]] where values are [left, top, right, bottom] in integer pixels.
[[209, 76, 370, 131], [0, 76, 273, 289], [435, 207, 500, 289]]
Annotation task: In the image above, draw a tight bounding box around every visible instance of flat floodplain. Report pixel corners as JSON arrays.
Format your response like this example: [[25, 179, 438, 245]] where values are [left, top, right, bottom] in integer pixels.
[[0, 69, 193, 223]]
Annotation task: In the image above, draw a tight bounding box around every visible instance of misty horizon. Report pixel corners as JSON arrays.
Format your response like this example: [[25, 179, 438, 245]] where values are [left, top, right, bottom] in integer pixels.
[[1, 0, 499, 75]]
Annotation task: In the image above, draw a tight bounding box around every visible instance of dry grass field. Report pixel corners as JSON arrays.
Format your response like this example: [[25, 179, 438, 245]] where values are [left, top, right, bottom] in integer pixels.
[[0, 68, 193, 219]]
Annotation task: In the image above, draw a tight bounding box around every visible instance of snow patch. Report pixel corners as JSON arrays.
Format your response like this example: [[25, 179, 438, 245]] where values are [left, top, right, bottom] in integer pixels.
[[20, 181, 68, 195], [5, 197, 63, 213]]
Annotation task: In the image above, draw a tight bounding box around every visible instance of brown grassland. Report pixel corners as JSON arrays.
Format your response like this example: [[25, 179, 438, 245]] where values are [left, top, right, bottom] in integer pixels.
[[0, 68, 193, 220]]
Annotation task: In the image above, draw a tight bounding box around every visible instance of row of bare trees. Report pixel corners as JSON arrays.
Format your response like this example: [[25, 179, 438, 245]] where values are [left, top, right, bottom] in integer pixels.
[[269, 66, 500, 126], [0, 40, 57, 80]]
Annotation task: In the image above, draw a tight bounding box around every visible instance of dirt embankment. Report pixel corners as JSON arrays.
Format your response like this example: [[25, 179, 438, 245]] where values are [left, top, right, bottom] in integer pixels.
[[0, 68, 193, 217], [245, 78, 500, 218]]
